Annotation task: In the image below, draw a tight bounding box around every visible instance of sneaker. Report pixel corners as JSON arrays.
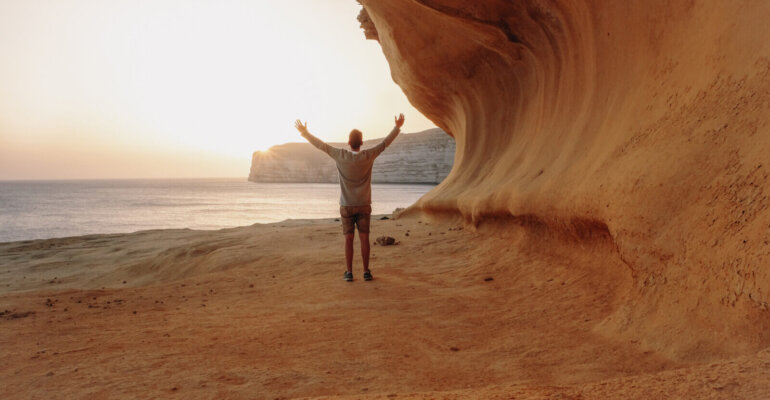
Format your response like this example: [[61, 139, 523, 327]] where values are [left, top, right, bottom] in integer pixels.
[[344, 271, 353, 282], [363, 270, 373, 281]]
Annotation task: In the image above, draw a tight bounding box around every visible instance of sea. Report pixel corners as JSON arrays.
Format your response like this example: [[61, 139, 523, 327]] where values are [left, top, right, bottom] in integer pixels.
[[0, 178, 435, 243]]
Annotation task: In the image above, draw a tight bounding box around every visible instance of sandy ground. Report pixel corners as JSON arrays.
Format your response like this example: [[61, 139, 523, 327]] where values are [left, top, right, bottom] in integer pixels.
[[1, 215, 768, 399]]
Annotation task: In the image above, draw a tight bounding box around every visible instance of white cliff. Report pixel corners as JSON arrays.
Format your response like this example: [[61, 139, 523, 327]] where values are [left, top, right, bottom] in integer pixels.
[[248, 128, 454, 184]]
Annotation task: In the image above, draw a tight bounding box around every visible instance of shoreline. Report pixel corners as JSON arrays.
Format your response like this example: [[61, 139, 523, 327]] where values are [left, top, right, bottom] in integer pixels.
[[0, 180, 432, 243], [0, 216, 354, 247], [0, 215, 399, 247]]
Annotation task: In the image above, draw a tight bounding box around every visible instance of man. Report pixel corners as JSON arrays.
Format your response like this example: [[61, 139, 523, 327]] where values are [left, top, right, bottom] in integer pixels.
[[294, 114, 405, 282]]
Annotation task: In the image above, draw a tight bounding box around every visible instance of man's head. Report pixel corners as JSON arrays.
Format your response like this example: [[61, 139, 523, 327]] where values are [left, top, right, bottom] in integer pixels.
[[348, 129, 363, 151]]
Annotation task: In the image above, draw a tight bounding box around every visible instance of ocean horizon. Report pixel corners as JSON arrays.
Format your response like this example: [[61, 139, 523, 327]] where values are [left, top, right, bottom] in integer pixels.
[[0, 178, 435, 243]]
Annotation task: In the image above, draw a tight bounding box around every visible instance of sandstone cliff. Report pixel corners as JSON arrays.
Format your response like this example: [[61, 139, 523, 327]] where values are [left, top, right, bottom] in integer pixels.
[[359, 0, 770, 362], [248, 128, 454, 184]]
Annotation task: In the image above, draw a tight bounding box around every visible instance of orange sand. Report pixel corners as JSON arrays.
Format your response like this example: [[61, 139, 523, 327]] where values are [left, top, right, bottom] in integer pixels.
[[1, 216, 768, 399]]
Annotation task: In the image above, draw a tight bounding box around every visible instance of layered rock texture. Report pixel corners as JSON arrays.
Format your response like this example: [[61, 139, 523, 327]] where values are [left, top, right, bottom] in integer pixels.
[[249, 128, 454, 184], [360, 0, 770, 363]]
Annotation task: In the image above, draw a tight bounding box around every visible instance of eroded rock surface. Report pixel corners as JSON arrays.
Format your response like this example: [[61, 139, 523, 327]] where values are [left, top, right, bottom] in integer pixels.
[[360, 0, 770, 361]]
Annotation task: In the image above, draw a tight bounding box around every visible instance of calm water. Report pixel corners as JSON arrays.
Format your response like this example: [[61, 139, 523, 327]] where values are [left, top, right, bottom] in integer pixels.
[[0, 178, 434, 242]]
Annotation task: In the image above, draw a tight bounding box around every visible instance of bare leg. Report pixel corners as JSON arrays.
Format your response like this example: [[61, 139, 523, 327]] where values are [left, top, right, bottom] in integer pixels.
[[344, 234, 354, 272], [359, 232, 370, 271]]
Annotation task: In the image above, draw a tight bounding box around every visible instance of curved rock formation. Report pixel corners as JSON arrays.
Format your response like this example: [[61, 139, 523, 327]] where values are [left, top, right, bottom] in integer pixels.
[[249, 128, 455, 184], [360, 1, 770, 361]]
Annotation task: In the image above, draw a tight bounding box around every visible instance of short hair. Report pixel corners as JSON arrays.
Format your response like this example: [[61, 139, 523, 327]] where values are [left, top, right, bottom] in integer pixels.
[[349, 129, 363, 149]]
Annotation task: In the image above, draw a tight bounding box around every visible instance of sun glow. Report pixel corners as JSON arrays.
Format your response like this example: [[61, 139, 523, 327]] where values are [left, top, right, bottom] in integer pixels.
[[0, 0, 435, 179]]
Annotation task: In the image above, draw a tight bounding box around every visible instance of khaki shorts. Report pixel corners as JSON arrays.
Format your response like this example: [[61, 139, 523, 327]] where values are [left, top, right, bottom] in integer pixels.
[[340, 205, 372, 235]]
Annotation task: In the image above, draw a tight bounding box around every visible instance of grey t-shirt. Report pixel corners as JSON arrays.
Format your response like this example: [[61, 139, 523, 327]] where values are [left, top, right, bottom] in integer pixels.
[[302, 126, 401, 206]]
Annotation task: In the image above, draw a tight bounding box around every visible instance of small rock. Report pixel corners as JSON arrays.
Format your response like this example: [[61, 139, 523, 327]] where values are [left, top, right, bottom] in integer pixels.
[[450, 347, 460, 352], [484, 277, 494, 282], [5, 311, 34, 319], [379, 216, 389, 220], [376, 236, 396, 246], [405, 232, 409, 237], [334, 218, 340, 222]]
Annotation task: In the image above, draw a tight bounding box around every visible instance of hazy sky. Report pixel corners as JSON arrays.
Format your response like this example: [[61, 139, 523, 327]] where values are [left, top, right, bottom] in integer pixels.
[[0, 0, 435, 180]]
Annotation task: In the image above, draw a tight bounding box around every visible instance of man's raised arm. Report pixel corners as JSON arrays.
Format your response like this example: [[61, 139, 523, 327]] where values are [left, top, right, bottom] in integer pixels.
[[295, 120, 338, 158], [371, 113, 405, 156]]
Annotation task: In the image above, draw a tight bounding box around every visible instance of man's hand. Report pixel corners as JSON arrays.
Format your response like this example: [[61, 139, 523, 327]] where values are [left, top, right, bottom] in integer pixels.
[[395, 113, 405, 128], [294, 120, 309, 135]]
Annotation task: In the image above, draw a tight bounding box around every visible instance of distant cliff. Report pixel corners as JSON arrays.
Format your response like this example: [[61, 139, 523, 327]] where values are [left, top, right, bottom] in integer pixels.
[[248, 128, 455, 184]]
